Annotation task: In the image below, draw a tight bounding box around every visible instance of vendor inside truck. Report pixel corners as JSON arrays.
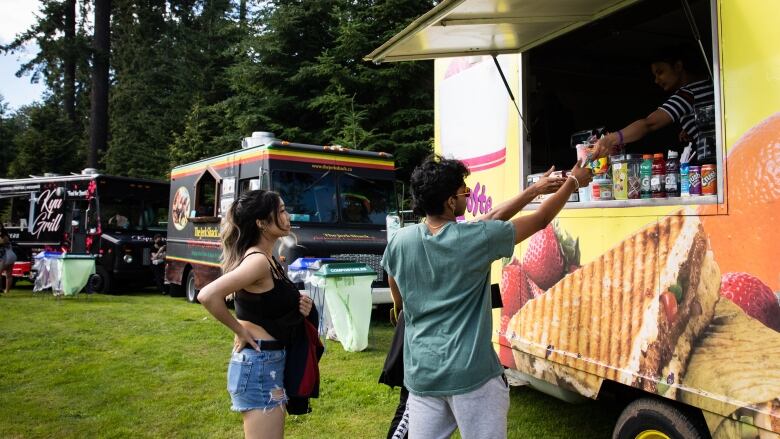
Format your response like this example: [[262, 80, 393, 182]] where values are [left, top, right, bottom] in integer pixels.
[[589, 44, 714, 163]]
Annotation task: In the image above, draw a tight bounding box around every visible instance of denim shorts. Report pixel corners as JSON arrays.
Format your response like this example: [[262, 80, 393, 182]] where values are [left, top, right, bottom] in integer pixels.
[[227, 344, 288, 412]]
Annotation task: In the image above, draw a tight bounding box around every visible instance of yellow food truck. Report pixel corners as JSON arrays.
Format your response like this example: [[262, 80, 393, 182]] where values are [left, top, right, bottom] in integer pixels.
[[367, 0, 780, 437]]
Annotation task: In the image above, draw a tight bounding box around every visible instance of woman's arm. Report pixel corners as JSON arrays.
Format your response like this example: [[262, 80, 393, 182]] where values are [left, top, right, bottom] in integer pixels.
[[199, 254, 271, 351], [591, 108, 673, 158]]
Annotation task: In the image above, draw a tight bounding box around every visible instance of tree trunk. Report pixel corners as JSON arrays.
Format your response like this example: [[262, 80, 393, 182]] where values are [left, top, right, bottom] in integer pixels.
[[89, 0, 111, 169], [64, 0, 76, 126], [239, 0, 247, 23]]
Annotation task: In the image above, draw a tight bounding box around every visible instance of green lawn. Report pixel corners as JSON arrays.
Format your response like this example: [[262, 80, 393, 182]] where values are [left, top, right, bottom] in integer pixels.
[[0, 285, 620, 438]]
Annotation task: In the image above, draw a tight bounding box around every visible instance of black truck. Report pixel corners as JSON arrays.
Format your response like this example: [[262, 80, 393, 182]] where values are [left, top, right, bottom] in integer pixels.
[[0, 169, 169, 292]]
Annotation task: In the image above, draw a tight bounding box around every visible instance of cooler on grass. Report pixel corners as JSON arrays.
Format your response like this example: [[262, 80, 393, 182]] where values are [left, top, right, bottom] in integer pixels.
[[311, 262, 376, 352]]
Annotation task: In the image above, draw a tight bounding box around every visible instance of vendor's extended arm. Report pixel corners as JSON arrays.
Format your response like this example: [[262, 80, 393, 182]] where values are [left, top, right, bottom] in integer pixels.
[[476, 166, 565, 222], [591, 108, 673, 159]]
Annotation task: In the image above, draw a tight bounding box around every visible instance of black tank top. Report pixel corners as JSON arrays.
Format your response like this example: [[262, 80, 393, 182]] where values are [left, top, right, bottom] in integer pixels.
[[234, 251, 300, 344]]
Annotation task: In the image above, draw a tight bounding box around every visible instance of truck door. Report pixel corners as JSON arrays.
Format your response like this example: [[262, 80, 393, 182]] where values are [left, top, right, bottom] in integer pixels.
[[66, 200, 89, 253]]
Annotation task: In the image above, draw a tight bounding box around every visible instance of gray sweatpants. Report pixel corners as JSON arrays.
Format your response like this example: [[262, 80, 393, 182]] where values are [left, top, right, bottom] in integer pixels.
[[407, 375, 510, 439]]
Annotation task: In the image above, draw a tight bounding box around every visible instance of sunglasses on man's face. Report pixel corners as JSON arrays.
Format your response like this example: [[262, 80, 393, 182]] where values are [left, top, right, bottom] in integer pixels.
[[455, 188, 471, 198]]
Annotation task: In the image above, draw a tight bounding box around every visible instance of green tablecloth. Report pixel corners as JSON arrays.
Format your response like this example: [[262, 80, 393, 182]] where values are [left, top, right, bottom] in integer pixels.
[[59, 255, 97, 296]]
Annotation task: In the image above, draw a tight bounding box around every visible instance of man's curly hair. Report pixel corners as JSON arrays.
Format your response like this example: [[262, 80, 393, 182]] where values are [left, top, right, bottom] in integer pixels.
[[410, 155, 470, 216]]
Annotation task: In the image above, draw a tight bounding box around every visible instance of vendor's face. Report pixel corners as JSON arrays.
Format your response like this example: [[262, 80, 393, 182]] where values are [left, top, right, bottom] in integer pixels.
[[651, 61, 684, 92]]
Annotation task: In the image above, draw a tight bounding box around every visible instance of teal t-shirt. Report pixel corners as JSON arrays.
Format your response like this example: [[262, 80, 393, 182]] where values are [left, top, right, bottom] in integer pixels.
[[381, 220, 515, 396]]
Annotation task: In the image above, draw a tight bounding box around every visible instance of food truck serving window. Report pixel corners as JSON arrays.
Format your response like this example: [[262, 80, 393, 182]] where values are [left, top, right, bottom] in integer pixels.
[[521, 0, 723, 208], [368, 0, 724, 208], [272, 170, 337, 223]]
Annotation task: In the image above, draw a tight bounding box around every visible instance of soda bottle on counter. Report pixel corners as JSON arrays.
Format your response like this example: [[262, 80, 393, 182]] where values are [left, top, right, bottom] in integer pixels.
[[640, 154, 653, 199], [651, 153, 666, 198], [665, 150, 680, 197], [680, 162, 691, 197]]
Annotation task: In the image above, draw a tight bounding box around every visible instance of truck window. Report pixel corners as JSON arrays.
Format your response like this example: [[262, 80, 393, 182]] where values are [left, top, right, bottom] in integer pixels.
[[339, 174, 396, 225], [101, 198, 142, 230], [195, 172, 218, 217], [85, 198, 98, 232], [0, 195, 32, 228], [520, 0, 721, 207], [142, 201, 168, 231], [271, 170, 337, 223]]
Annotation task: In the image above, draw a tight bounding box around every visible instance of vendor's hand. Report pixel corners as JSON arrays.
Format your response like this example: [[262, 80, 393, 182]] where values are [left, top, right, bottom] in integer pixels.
[[590, 136, 614, 160], [233, 328, 260, 352], [533, 166, 566, 195], [569, 160, 593, 188], [299, 294, 313, 317]]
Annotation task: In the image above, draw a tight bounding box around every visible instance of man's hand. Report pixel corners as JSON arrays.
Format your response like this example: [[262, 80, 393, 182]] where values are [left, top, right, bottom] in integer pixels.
[[569, 160, 593, 188], [532, 166, 566, 195]]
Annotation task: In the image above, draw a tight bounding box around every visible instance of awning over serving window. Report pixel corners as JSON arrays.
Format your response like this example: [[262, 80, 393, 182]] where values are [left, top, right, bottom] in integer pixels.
[[365, 0, 641, 63]]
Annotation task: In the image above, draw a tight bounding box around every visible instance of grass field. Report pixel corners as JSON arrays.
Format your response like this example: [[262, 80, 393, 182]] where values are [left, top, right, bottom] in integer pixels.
[[0, 285, 621, 438]]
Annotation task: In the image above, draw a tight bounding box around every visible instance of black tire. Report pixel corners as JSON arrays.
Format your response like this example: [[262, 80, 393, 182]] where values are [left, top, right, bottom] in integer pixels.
[[185, 269, 199, 303], [89, 265, 113, 294], [613, 398, 706, 439], [168, 281, 184, 297]]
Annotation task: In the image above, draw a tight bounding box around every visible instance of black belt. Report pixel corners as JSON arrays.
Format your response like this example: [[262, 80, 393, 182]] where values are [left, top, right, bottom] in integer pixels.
[[255, 339, 285, 350]]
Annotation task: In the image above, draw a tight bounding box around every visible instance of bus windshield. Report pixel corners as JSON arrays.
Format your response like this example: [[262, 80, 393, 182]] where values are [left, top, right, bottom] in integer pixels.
[[271, 170, 395, 225], [339, 174, 395, 225], [272, 170, 338, 223]]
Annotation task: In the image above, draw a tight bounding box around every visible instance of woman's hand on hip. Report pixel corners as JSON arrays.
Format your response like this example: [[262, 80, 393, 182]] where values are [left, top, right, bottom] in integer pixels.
[[299, 295, 313, 317], [233, 328, 260, 352]]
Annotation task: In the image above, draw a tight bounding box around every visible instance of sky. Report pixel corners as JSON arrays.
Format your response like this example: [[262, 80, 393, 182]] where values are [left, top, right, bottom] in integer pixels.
[[0, 0, 46, 111]]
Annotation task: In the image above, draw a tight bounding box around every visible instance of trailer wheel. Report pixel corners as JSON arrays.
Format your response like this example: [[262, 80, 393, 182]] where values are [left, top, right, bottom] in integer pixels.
[[90, 266, 113, 294], [613, 398, 705, 439], [185, 270, 199, 303]]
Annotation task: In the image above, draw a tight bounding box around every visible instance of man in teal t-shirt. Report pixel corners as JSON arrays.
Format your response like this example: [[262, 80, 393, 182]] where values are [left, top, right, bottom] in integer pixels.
[[381, 155, 590, 439]]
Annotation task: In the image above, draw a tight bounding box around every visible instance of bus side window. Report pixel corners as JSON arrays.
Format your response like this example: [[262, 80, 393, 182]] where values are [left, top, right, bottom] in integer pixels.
[[194, 170, 218, 217]]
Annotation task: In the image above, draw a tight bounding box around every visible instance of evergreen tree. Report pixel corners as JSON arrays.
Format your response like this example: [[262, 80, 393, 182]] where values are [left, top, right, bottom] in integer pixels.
[[1, 0, 93, 171], [172, 0, 435, 181], [8, 101, 86, 177], [88, 0, 111, 168], [0, 97, 21, 178], [109, 0, 244, 177]]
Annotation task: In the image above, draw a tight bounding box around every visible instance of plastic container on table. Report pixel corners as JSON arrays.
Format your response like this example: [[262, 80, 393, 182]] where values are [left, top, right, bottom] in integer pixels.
[[610, 155, 628, 200], [311, 263, 376, 352], [626, 154, 643, 199]]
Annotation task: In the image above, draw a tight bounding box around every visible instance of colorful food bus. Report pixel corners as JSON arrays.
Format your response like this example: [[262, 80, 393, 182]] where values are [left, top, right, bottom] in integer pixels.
[[0, 170, 169, 292], [368, 0, 780, 437], [165, 133, 397, 304]]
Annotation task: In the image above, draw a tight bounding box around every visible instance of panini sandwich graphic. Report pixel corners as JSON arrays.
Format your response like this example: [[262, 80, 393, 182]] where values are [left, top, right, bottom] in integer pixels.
[[506, 213, 721, 395]]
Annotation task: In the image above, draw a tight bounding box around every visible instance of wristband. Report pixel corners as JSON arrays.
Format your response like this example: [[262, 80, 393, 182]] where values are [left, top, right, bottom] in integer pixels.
[[616, 130, 624, 145], [567, 174, 580, 191]]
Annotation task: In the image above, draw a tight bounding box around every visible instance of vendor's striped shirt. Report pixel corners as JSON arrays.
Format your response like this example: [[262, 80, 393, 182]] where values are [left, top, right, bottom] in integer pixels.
[[659, 80, 715, 161]]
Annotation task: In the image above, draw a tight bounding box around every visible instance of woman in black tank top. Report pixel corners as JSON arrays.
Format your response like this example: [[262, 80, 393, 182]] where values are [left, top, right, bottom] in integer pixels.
[[199, 190, 313, 438]]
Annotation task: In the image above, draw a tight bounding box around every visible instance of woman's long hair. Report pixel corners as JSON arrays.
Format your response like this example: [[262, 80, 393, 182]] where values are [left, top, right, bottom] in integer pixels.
[[220, 190, 282, 273]]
